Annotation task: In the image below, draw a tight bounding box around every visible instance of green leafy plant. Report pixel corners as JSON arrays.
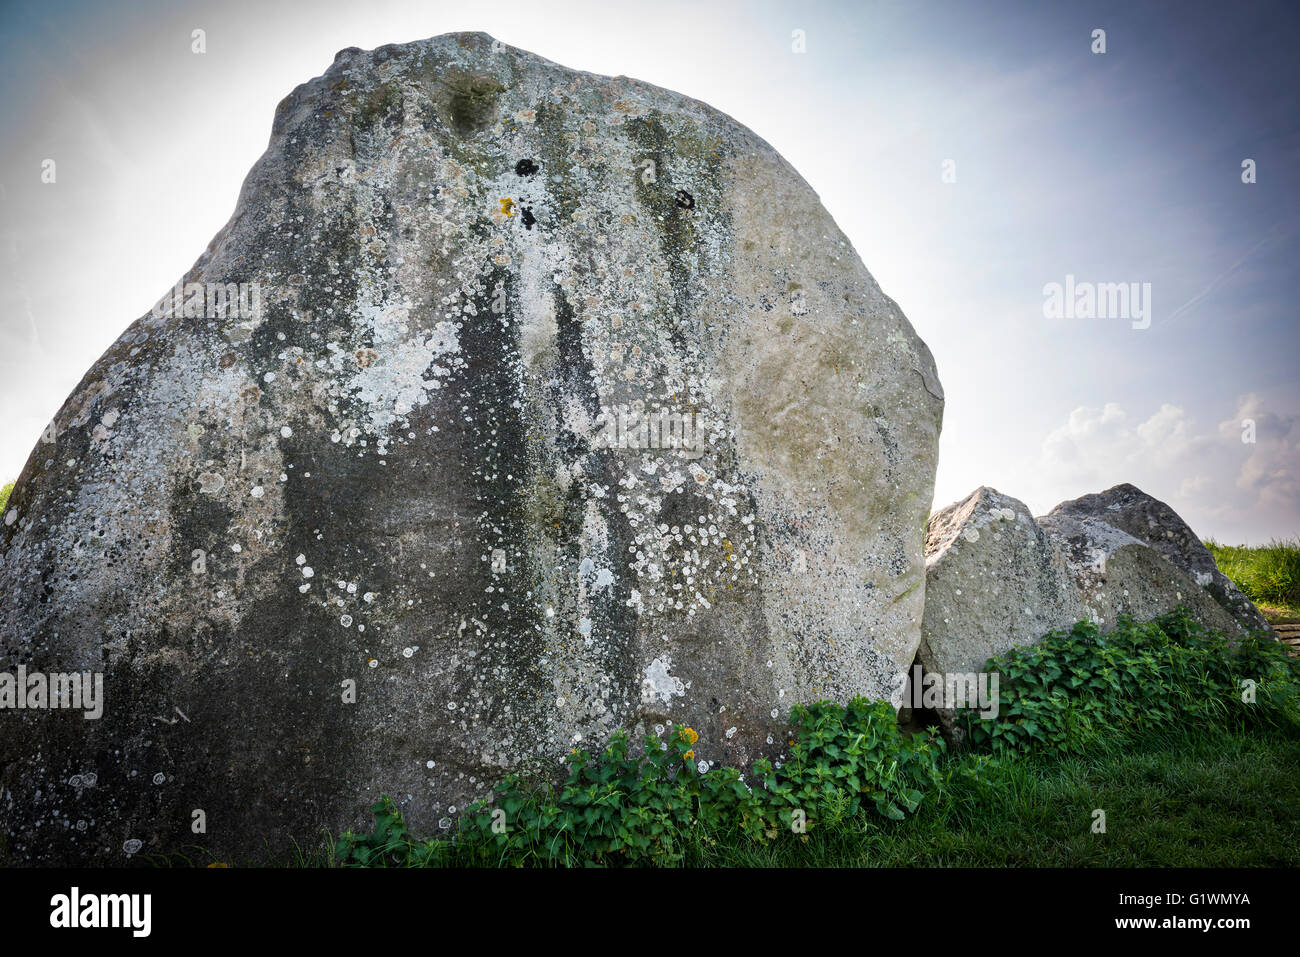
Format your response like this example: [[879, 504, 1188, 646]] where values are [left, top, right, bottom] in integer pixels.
[[958, 609, 1300, 754], [336, 698, 946, 867], [335, 610, 1300, 867]]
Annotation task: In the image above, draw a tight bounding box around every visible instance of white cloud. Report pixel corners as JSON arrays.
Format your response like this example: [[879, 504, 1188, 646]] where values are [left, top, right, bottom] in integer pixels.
[[1221, 395, 1300, 514], [1028, 396, 1298, 543]]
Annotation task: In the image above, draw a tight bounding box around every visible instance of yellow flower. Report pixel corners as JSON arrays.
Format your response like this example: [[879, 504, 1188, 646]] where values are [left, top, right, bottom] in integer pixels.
[[681, 727, 699, 746], [683, 750, 695, 761]]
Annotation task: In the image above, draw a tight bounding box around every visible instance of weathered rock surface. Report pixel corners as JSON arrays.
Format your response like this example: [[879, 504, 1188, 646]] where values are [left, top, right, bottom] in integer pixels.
[[918, 487, 1085, 732], [919, 482, 1272, 737], [1038, 506, 1245, 637], [1041, 483, 1270, 635], [0, 32, 943, 863]]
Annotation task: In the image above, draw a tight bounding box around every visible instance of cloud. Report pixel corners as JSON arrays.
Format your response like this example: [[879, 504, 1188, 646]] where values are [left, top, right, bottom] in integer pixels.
[[1032, 396, 1298, 542], [1220, 395, 1300, 512], [1040, 402, 1210, 486]]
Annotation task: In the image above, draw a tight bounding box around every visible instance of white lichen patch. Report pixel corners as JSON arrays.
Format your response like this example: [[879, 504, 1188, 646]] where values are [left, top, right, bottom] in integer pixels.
[[641, 656, 685, 706]]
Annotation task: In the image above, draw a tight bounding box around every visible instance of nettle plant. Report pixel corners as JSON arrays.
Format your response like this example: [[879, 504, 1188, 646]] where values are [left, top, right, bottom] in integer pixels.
[[336, 697, 946, 867], [957, 610, 1300, 754], [333, 610, 1300, 866]]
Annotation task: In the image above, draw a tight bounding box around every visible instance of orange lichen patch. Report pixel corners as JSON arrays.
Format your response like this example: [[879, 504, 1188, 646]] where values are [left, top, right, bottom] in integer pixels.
[[499, 197, 516, 218]]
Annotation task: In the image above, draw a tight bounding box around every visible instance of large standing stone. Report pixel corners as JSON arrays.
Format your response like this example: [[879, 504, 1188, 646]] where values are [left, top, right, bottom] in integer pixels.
[[1040, 484, 1270, 635], [918, 487, 1086, 733], [0, 32, 943, 864], [1037, 508, 1244, 638], [918, 483, 1272, 738]]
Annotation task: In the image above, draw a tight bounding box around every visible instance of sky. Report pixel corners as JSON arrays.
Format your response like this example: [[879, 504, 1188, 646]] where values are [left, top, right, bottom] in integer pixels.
[[1, 0, 1296, 543]]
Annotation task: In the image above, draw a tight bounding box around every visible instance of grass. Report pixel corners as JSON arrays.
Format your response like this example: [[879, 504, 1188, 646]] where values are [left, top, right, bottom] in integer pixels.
[[324, 724, 1300, 869], [693, 725, 1300, 867], [0, 480, 11, 515], [1205, 537, 1300, 620]]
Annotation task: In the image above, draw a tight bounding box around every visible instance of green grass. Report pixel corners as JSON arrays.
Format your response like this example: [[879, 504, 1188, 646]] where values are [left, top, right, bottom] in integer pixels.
[[326, 726, 1300, 869], [691, 725, 1300, 867], [0, 480, 11, 515], [1206, 537, 1300, 619]]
